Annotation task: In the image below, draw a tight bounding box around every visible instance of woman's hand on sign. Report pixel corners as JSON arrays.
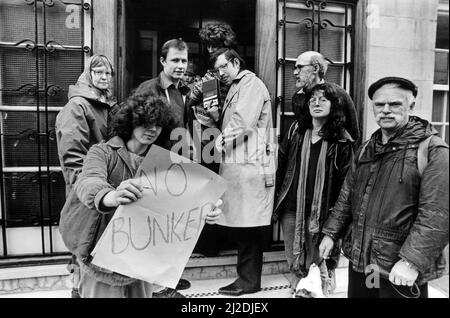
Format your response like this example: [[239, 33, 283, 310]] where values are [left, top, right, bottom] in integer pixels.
[[102, 179, 143, 208], [205, 199, 223, 224]]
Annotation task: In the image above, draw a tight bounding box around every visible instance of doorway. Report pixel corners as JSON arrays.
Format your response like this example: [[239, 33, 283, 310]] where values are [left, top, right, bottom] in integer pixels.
[[119, 0, 266, 254], [121, 0, 256, 96]]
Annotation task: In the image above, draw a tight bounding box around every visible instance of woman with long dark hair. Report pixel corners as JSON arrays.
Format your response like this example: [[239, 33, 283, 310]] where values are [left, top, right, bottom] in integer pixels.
[[273, 82, 357, 296]]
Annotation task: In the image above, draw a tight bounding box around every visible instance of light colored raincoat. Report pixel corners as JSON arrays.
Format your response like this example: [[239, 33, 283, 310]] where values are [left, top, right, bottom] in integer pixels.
[[217, 70, 276, 227]]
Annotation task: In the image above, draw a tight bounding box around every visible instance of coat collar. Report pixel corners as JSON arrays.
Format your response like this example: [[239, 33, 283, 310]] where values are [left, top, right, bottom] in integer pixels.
[[221, 70, 254, 115], [106, 136, 126, 149], [222, 70, 255, 105], [159, 72, 190, 95], [106, 136, 135, 173], [337, 129, 354, 143], [234, 70, 253, 82], [160, 71, 178, 90]]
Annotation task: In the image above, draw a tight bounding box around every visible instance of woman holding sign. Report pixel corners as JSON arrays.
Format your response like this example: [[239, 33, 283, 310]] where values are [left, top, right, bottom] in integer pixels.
[[59, 94, 222, 298]]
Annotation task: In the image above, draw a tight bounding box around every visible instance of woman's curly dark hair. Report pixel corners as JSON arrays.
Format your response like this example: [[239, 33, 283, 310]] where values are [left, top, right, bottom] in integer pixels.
[[298, 83, 347, 142], [199, 23, 237, 49], [111, 94, 176, 142]]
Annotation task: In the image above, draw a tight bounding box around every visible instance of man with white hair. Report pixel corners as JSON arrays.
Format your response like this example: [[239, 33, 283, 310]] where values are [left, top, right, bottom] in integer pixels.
[[292, 51, 359, 141], [273, 51, 360, 293], [319, 77, 449, 298]]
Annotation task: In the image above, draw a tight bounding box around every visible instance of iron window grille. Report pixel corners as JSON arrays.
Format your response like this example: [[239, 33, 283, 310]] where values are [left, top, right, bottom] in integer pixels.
[[0, 0, 91, 258], [432, 4, 449, 144], [273, 0, 355, 244]]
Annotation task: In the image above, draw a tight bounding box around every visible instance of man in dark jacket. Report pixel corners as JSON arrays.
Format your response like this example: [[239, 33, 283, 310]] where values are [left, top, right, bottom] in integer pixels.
[[319, 77, 449, 298], [131, 38, 192, 297], [132, 39, 192, 154], [292, 51, 359, 142]]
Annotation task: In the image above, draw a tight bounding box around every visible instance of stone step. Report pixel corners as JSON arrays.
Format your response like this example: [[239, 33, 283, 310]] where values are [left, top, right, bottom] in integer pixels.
[[0, 250, 350, 295], [183, 250, 348, 281], [0, 262, 447, 298]]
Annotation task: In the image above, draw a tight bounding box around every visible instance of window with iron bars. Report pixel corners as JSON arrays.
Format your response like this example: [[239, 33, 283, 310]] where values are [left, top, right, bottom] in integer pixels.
[[432, 3, 449, 144], [0, 0, 91, 258]]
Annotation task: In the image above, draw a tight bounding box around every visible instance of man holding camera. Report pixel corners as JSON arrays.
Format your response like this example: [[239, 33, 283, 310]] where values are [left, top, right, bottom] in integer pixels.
[[211, 48, 276, 296]]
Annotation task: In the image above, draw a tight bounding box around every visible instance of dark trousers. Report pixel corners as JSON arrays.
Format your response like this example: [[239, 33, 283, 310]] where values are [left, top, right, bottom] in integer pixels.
[[348, 265, 428, 298], [194, 224, 236, 256], [227, 226, 264, 291]]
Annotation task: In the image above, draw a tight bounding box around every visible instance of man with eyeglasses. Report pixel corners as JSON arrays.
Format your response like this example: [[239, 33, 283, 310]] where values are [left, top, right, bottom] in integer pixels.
[[211, 48, 276, 296], [292, 51, 359, 142], [319, 77, 449, 298]]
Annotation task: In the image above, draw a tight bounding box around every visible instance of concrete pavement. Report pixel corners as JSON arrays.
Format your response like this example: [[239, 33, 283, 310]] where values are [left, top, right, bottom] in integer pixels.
[[0, 270, 447, 298]]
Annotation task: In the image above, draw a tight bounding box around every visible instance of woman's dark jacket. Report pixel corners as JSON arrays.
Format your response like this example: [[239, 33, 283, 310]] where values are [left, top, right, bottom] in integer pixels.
[[322, 116, 449, 284], [273, 121, 355, 267], [56, 80, 117, 194]]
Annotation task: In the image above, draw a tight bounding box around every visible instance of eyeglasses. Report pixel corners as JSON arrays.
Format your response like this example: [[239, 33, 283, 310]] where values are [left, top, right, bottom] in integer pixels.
[[91, 70, 113, 77], [216, 60, 231, 71], [308, 97, 329, 106], [293, 64, 313, 72]]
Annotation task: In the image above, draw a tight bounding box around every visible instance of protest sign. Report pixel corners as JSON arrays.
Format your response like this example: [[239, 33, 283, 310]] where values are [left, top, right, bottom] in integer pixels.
[[91, 145, 227, 288]]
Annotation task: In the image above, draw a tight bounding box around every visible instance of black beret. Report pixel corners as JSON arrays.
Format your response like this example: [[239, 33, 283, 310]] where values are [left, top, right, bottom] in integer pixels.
[[368, 77, 418, 100]]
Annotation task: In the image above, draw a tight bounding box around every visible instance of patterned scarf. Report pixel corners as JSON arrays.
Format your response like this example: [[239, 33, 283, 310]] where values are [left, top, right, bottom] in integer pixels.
[[293, 129, 328, 273]]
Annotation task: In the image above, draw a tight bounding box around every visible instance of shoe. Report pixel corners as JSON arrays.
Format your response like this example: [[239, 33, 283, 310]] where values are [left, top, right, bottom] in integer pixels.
[[176, 278, 191, 290], [152, 287, 186, 298], [71, 288, 81, 298], [218, 282, 260, 296]]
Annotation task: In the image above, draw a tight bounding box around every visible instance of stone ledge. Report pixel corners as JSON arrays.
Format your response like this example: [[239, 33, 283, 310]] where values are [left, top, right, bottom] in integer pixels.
[[183, 252, 289, 280], [0, 275, 72, 295], [0, 251, 350, 294], [0, 255, 71, 269], [188, 250, 348, 268], [0, 264, 69, 281], [0, 251, 349, 282]]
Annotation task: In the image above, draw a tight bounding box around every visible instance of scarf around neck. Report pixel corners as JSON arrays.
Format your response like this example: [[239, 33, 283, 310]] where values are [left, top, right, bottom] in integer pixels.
[[293, 129, 328, 272]]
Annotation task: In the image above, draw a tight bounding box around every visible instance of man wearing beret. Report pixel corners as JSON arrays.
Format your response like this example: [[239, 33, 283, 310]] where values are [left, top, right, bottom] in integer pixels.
[[318, 77, 449, 298]]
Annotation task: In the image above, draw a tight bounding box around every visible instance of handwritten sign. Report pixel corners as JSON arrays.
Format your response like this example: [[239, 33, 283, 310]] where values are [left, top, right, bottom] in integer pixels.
[[91, 145, 227, 288]]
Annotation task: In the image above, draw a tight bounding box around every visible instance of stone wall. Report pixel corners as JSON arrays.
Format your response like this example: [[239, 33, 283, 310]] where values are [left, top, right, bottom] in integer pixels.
[[0, 275, 72, 295], [363, 0, 439, 138]]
